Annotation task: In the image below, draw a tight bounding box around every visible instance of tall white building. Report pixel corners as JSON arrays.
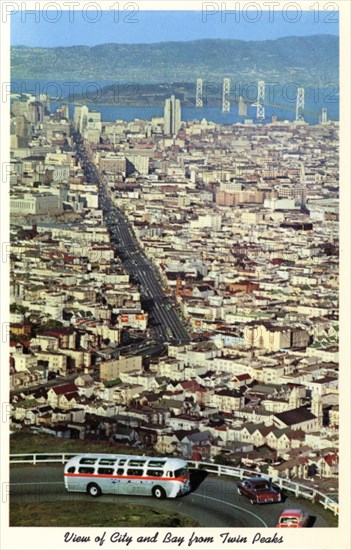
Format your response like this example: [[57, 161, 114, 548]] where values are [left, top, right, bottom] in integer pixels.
[[164, 95, 181, 135], [73, 104, 89, 133]]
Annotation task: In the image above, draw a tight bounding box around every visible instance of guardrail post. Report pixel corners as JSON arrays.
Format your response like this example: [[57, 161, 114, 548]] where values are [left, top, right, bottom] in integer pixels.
[[33, 454, 36, 466]]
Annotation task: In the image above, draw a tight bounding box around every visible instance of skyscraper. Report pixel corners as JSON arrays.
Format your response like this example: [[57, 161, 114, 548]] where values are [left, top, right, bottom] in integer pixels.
[[164, 95, 181, 135]]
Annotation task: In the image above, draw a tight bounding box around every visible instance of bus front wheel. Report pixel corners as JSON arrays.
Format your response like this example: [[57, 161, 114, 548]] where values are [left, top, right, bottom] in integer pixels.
[[152, 486, 166, 499], [87, 483, 102, 497]]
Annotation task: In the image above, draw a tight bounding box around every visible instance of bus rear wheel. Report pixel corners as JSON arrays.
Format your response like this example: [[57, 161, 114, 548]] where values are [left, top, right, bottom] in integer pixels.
[[152, 486, 166, 499], [87, 483, 102, 498]]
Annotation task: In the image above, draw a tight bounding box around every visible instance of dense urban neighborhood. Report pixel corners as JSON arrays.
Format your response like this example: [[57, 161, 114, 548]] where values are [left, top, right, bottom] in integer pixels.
[[9, 92, 339, 499]]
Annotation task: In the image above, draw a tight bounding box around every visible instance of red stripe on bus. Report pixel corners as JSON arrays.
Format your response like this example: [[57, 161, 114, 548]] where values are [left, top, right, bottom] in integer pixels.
[[64, 473, 187, 482]]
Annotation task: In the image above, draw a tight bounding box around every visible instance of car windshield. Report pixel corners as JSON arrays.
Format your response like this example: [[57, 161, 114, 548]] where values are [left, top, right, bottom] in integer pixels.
[[280, 517, 298, 524]]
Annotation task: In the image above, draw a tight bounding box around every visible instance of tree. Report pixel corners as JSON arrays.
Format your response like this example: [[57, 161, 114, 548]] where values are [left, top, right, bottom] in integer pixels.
[[41, 319, 64, 331]]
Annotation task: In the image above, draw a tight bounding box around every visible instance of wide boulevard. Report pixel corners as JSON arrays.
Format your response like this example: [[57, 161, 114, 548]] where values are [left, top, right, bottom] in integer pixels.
[[73, 133, 190, 346]]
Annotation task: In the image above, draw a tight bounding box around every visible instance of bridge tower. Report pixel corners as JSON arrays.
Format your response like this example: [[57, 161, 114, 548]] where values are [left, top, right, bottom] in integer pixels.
[[321, 107, 328, 124], [222, 78, 230, 113], [196, 78, 203, 108], [256, 80, 265, 120], [296, 87, 305, 122]]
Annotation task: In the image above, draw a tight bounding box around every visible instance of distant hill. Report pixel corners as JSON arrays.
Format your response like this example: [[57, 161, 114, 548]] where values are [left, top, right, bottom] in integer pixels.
[[11, 35, 338, 85]]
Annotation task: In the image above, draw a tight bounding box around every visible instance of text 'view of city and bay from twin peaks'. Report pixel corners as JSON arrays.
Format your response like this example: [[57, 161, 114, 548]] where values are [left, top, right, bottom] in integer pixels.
[[7, 7, 343, 534]]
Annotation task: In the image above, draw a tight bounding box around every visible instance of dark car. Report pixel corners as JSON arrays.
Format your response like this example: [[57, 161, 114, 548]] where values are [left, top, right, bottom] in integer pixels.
[[237, 477, 281, 504]]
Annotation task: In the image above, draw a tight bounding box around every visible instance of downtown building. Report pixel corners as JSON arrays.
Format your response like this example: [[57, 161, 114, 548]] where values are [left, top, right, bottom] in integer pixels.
[[164, 95, 181, 135]]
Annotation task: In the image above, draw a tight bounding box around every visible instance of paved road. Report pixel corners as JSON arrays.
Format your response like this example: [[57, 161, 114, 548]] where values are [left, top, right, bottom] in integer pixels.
[[74, 135, 190, 345], [10, 466, 332, 528]]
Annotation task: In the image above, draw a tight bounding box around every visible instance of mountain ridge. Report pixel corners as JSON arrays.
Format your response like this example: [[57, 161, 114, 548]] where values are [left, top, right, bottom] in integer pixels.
[[11, 35, 338, 85]]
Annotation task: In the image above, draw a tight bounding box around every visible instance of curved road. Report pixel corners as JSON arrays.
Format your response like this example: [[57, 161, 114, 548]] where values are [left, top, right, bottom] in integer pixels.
[[10, 466, 332, 528]]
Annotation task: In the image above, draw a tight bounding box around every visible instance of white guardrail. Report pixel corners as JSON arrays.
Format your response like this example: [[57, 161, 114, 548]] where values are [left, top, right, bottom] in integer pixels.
[[9, 453, 339, 516]]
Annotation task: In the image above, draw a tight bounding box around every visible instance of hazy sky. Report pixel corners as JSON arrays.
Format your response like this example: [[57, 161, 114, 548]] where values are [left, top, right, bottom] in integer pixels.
[[11, 10, 339, 47]]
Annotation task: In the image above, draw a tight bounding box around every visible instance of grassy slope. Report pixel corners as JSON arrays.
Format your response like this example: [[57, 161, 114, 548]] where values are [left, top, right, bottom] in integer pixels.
[[10, 502, 197, 527]]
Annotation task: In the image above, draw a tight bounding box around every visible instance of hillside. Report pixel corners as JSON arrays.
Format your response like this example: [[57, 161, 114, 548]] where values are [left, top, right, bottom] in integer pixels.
[[11, 35, 338, 85]]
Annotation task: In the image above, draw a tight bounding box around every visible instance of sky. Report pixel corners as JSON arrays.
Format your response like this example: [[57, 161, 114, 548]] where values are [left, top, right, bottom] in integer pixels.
[[11, 9, 339, 47]]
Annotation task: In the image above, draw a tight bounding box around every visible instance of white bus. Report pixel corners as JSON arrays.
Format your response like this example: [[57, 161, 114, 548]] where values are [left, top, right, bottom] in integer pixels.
[[64, 454, 190, 499]]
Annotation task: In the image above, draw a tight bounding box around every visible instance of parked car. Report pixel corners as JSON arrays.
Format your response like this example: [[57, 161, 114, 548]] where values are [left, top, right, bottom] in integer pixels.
[[276, 509, 309, 528], [237, 477, 282, 504]]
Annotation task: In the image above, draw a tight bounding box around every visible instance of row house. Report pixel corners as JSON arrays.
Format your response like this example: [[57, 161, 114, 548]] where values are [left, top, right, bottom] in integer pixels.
[[265, 428, 305, 453], [168, 414, 201, 431], [155, 431, 184, 455], [268, 457, 309, 480], [175, 380, 207, 405], [47, 383, 79, 408], [231, 423, 271, 446], [11, 369, 44, 390], [211, 389, 244, 413], [112, 383, 145, 404], [10, 352, 37, 372], [34, 351, 68, 375], [244, 322, 309, 352]]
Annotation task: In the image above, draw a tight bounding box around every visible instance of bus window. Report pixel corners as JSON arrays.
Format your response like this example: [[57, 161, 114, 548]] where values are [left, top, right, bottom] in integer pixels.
[[117, 468, 125, 475], [97, 467, 114, 475], [146, 470, 163, 477], [67, 466, 76, 473], [148, 460, 166, 467], [127, 468, 144, 476], [78, 467, 95, 474], [128, 459, 146, 467], [79, 458, 97, 465], [99, 459, 116, 466], [166, 471, 174, 477], [118, 459, 127, 465]]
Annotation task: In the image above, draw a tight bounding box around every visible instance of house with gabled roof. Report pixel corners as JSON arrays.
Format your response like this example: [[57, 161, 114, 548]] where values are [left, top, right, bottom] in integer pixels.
[[228, 373, 253, 389], [234, 423, 271, 446], [268, 456, 309, 480], [266, 427, 305, 453], [176, 379, 207, 405], [180, 430, 214, 459], [319, 451, 338, 477], [47, 383, 79, 407]]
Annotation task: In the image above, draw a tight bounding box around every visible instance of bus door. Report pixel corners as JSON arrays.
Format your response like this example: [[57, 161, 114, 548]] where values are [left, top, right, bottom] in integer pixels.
[[124, 468, 148, 496], [109, 467, 127, 495]]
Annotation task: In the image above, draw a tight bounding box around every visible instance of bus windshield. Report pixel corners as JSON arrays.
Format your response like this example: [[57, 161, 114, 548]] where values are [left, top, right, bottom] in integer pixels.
[[175, 466, 188, 478]]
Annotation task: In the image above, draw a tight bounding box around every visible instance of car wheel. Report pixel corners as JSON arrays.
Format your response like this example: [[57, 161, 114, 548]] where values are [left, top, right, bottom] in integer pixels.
[[152, 486, 166, 499], [87, 483, 102, 497]]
